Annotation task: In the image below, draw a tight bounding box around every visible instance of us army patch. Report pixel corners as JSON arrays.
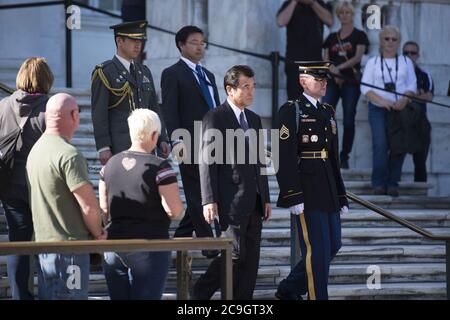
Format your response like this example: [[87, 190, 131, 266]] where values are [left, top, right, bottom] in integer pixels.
[[280, 125, 290, 140], [302, 135, 309, 143]]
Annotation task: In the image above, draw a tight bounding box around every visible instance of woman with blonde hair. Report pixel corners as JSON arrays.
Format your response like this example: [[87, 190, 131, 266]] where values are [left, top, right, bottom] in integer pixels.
[[0, 57, 54, 299], [360, 26, 417, 196], [322, 1, 369, 169], [100, 109, 184, 300]]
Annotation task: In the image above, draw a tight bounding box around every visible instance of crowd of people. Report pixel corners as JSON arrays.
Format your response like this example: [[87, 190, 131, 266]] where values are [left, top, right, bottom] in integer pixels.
[[0, 0, 435, 300]]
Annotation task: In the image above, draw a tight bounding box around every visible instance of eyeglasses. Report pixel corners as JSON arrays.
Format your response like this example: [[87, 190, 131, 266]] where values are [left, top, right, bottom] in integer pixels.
[[403, 50, 418, 56], [186, 41, 207, 48], [384, 37, 398, 42]]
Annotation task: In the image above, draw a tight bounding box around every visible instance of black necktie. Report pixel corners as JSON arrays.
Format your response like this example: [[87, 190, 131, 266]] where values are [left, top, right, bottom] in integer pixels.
[[239, 111, 249, 131], [130, 63, 136, 81]]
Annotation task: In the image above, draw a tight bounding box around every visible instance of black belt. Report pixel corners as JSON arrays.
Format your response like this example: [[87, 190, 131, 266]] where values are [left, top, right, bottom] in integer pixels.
[[300, 150, 328, 159]]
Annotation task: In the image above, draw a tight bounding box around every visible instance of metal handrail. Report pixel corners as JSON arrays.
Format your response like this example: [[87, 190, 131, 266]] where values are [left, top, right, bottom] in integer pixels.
[[346, 191, 450, 241], [0, 237, 234, 300], [346, 191, 450, 299], [0, 82, 14, 95]]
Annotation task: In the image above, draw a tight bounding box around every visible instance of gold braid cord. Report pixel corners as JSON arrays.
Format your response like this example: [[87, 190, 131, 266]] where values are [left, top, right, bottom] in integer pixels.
[[92, 68, 136, 110]]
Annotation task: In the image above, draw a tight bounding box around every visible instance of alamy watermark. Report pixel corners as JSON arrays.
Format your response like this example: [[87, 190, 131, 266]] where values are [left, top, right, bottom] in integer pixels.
[[66, 264, 81, 290], [366, 5, 382, 30], [66, 5, 81, 30], [366, 265, 382, 290], [170, 121, 279, 176]]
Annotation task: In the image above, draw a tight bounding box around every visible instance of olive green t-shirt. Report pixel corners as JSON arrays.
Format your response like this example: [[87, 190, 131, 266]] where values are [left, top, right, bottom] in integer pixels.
[[26, 134, 91, 241]]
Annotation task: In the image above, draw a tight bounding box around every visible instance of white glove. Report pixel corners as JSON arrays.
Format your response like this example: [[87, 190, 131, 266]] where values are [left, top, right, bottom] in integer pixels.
[[171, 140, 187, 164], [289, 203, 304, 215], [340, 206, 349, 214]]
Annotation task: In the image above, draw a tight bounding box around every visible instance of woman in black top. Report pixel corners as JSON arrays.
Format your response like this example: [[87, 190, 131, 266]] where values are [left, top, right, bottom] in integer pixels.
[[0, 57, 53, 300], [322, 1, 369, 169], [100, 109, 183, 300]]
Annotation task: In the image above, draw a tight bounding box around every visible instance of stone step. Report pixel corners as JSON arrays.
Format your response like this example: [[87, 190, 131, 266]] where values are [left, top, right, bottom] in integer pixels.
[[2, 208, 448, 232], [0, 263, 446, 299], [85, 282, 449, 300], [84, 281, 447, 300], [258, 227, 447, 246], [267, 209, 450, 228], [249, 282, 447, 300], [83, 166, 435, 200], [0, 242, 445, 272], [82, 183, 450, 209], [178, 245, 446, 268], [85, 171, 431, 196]]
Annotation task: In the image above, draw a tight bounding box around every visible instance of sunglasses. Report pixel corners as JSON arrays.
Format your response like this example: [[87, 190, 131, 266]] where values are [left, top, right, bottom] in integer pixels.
[[403, 50, 418, 56], [384, 37, 398, 42]]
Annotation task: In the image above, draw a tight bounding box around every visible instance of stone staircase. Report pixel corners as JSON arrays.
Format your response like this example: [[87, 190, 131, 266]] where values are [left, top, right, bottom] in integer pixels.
[[0, 89, 448, 300]]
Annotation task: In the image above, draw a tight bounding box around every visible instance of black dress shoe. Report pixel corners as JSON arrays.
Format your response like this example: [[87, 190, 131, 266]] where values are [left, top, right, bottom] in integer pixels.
[[275, 288, 303, 300], [202, 250, 220, 258], [373, 187, 386, 195], [387, 187, 399, 197]]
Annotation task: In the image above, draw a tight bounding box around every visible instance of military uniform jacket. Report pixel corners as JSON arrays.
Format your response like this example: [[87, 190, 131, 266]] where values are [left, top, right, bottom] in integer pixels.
[[91, 56, 168, 154], [276, 94, 348, 213]]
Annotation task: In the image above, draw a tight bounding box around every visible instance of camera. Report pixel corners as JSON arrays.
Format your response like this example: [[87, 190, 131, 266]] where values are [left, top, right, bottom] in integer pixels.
[[384, 82, 396, 92]]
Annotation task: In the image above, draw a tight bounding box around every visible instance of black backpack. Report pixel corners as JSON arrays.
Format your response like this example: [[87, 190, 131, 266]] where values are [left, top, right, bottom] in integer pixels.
[[0, 101, 33, 196]]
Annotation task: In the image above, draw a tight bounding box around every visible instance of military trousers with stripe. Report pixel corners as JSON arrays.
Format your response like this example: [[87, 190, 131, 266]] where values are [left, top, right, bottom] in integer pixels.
[[278, 209, 341, 300]]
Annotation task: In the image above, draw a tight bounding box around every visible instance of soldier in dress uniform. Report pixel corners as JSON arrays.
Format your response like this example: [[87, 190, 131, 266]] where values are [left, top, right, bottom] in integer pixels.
[[275, 61, 349, 300], [91, 20, 170, 165]]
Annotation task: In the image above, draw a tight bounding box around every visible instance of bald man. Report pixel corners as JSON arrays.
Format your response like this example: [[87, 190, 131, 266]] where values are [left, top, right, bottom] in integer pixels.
[[26, 93, 106, 300]]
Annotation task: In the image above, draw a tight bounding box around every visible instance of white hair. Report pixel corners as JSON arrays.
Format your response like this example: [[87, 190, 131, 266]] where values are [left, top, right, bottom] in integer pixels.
[[127, 108, 161, 143]]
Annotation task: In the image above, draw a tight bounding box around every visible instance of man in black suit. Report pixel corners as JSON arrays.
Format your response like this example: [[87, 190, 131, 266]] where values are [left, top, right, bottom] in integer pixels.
[[161, 26, 221, 255], [193, 65, 272, 300]]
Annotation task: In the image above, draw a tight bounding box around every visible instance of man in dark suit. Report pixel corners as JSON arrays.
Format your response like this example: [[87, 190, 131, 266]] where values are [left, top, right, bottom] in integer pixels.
[[91, 20, 170, 165], [161, 26, 221, 254], [193, 65, 272, 300]]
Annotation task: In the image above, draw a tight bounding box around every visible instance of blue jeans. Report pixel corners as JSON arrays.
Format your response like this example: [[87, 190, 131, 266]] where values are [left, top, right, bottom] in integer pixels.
[[368, 102, 404, 188], [2, 185, 34, 300], [38, 253, 90, 300], [323, 82, 360, 162], [278, 210, 341, 300], [103, 251, 171, 300]]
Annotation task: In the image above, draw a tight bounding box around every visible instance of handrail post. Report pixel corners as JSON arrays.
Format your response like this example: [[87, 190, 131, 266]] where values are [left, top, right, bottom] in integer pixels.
[[220, 248, 233, 300], [270, 51, 280, 129], [64, 0, 73, 88], [176, 250, 190, 299], [446, 240, 450, 300]]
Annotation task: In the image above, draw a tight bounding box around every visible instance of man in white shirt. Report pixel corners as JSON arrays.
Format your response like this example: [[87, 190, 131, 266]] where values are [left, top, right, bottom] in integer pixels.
[[194, 65, 271, 299], [160, 26, 221, 255]]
